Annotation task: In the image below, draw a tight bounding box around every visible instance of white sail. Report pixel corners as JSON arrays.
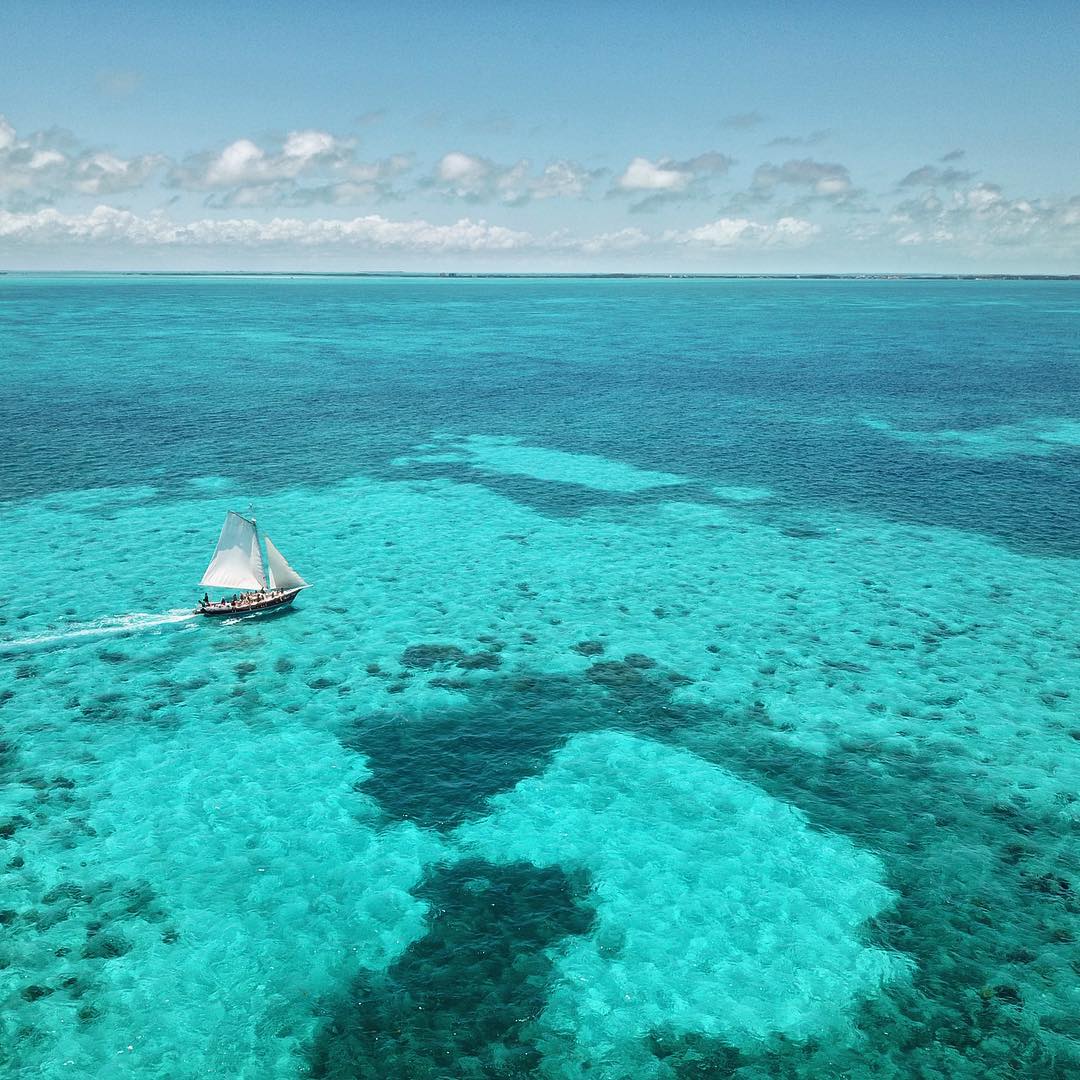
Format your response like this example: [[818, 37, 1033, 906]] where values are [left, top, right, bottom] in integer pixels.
[[200, 511, 266, 591], [265, 535, 310, 591]]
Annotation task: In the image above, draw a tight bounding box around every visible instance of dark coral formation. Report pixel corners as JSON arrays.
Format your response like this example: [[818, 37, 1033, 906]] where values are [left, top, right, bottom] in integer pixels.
[[456, 652, 502, 671], [571, 640, 605, 657], [401, 644, 467, 669], [308, 860, 593, 1079]]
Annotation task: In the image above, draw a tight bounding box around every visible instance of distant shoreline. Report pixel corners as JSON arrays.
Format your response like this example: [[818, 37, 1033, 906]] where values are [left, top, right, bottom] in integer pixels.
[[2, 271, 1078, 281]]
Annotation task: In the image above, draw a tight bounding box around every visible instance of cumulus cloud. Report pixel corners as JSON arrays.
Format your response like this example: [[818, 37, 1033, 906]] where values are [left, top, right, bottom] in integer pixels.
[[19, 188, 1072, 262], [612, 152, 733, 211], [616, 157, 692, 193], [165, 130, 417, 207], [426, 151, 595, 205], [752, 158, 854, 199], [3, 109, 1077, 265], [531, 160, 596, 201], [169, 130, 353, 190], [0, 203, 828, 260], [0, 204, 535, 252], [206, 154, 416, 209], [0, 114, 165, 209], [73, 152, 166, 195], [0, 113, 591, 213], [434, 150, 491, 196], [888, 182, 1080, 250], [665, 216, 819, 249], [741, 157, 865, 211], [574, 227, 650, 255]]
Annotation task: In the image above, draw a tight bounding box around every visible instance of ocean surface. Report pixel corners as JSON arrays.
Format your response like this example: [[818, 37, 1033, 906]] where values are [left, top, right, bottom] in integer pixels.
[[1, 275, 1078, 1079]]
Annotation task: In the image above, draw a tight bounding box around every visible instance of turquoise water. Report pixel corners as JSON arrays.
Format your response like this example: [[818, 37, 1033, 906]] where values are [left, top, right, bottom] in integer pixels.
[[1, 276, 1078, 1078]]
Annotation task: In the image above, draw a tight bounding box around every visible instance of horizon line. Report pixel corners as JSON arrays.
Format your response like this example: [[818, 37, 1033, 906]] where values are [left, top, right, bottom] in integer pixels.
[[3, 270, 1079, 281]]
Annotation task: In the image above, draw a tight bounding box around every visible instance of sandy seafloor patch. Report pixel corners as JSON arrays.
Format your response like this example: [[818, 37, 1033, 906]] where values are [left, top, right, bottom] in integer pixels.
[[1, 452, 1077, 1078]]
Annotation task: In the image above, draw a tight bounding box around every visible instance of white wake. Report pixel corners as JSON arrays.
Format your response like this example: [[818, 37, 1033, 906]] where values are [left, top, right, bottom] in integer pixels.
[[1, 609, 198, 652]]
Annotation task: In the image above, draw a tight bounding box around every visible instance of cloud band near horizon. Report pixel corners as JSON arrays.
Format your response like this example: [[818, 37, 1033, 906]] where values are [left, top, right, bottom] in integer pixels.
[[1, 113, 1078, 267]]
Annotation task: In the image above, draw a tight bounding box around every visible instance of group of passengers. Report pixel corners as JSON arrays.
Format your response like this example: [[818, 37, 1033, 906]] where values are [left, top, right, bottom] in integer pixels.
[[198, 590, 272, 610]]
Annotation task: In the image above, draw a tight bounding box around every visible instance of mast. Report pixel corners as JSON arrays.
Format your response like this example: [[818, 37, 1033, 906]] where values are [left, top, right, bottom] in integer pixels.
[[248, 508, 267, 591]]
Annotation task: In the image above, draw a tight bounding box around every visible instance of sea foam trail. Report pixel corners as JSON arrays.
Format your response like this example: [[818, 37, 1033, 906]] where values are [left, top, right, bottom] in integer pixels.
[[0, 609, 197, 652]]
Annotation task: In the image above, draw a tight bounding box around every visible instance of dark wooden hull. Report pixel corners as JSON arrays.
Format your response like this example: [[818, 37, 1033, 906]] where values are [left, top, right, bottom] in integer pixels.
[[196, 588, 302, 617]]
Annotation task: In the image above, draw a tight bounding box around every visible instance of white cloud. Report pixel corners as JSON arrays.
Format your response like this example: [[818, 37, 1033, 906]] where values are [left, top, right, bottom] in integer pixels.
[[0, 204, 825, 259], [435, 150, 491, 195], [531, 160, 591, 200], [175, 130, 353, 190], [73, 151, 165, 195], [428, 151, 594, 204], [966, 184, 1002, 211], [751, 159, 855, 201], [282, 129, 337, 160], [0, 114, 164, 207], [3, 115, 588, 212], [574, 227, 650, 254], [667, 216, 819, 248], [884, 182, 1080, 252], [29, 149, 65, 170], [612, 152, 734, 211], [206, 153, 416, 209], [165, 130, 415, 207], [616, 157, 691, 192], [3, 110, 1078, 266], [0, 205, 535, 252], [203, 139, 265, 186]]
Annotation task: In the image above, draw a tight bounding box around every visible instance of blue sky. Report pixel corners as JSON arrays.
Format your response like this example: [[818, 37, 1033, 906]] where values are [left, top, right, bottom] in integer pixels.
[[2, 1, 1078, 270]]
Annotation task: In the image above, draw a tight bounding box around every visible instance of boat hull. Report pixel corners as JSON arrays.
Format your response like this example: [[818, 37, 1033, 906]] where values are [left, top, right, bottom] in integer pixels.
[[196, 588, 303, 617]]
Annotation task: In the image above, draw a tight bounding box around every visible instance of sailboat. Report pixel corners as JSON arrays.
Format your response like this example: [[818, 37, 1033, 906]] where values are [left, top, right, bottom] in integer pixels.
[[195, 510, 310, 617]]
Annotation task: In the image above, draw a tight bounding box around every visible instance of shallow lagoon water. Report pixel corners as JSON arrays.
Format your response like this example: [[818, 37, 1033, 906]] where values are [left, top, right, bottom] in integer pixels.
[[1, 276, 1078, 1078]]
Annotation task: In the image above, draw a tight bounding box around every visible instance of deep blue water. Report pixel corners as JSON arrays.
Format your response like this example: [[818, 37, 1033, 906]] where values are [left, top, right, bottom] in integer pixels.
[[4, 277, 1079, 551], [1, 276, 1078, 1078]]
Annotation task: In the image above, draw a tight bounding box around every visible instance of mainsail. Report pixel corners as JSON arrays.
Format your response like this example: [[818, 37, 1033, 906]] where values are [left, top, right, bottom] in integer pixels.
[[200, 511, 266, 590], [265, 535, 310, 591]]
